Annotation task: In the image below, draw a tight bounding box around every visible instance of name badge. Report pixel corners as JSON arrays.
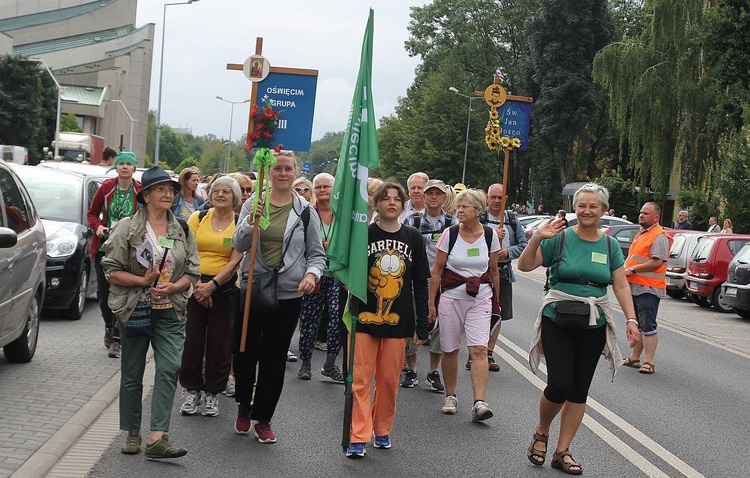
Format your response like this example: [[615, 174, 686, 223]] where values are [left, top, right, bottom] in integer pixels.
[[591, 251, 607, 264], [467, 247, 480, 257], [109, 219, 119, 230], [258, 216, 271, 230], [223, 237, 233, 248], [431, 233, 441, 243], [158, 236, 175, 249]]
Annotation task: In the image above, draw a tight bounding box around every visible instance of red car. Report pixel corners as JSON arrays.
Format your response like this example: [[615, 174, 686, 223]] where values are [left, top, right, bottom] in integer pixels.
[[685, 234, 750, 312]]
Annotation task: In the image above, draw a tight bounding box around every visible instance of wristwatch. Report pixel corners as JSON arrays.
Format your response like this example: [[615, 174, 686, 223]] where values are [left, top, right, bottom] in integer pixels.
[[629, 267, 636, 274]]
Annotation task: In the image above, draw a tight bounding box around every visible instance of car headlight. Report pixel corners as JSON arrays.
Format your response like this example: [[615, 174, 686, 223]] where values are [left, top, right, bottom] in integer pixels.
[[48, 234, 78, 258]]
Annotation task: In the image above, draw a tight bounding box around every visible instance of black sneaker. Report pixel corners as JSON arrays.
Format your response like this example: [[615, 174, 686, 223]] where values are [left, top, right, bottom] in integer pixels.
[[426, 370, 445, 392], [400, 368, 418, 388]]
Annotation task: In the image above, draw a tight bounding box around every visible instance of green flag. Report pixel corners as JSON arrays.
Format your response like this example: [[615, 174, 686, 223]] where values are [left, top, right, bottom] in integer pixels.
[[328, 8, 379, 308]]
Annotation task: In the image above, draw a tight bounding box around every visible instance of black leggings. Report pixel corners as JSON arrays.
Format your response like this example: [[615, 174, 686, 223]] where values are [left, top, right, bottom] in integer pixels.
[[541, 316, 606, 404]]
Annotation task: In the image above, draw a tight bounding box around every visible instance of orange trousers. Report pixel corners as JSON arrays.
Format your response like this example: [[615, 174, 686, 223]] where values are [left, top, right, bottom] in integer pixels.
[[349, 332, 406, 443]]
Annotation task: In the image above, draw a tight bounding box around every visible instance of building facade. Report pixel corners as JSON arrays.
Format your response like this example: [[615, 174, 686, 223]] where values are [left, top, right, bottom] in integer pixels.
[[0, 0, 153, 163]]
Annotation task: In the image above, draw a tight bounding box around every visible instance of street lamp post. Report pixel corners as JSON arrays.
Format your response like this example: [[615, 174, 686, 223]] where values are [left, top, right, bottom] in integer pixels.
[[215, 96, 250, 173], [29, 58, 62, 159], [449, 86, 481, 185], [154, 0, 200, 166], [105, 99, 137, 151]]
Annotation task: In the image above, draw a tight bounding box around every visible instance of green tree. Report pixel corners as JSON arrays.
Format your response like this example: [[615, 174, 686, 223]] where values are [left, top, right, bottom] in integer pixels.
[[297, 131, 345, 177], [60, 113, 82, 132], [197, 142, 226, 175], [174, 157, 199, 174], [0, 55, 57, 164], [157, 125, 188, 169], [526, 0, 614, 210]]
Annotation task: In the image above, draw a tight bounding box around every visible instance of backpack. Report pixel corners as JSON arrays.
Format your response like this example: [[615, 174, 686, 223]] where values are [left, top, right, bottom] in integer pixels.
[[479, 210, 517, 230], [409, 211, 453, 232], [544, 229, 615, 292]]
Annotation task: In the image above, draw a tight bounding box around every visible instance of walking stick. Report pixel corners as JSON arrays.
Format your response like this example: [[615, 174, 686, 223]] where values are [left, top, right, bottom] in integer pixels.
[[239, 166, 265, 353], [341, 297, 357, 452]]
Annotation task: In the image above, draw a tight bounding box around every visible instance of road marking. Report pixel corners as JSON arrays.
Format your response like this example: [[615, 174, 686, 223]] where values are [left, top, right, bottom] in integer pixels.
[[496, 336, 705, 478]]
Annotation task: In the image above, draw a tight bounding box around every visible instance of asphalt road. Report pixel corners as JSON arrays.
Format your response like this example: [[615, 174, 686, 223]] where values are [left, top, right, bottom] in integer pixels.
[[84, 270, 750, 478]]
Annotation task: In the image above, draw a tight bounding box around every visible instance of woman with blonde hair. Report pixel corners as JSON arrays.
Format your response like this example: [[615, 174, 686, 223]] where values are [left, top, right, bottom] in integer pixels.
[[721, 219, 733, 234], [442, 184, 457, 215], [228, 172, 254, 214], [172, 167, 205, 219], [367, 177, 383, 223], [429, 188, 500, 421]]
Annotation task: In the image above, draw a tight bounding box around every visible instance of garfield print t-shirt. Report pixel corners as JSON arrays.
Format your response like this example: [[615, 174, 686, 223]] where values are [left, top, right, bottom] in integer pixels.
[[353, 223, 429, 339]]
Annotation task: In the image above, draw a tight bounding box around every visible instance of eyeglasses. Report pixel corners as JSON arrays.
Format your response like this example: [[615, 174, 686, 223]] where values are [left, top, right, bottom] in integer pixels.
[[212, 188, 233, 196], [240, 187, 253, 194], [295, 187, 311, 193], [150, 185, 174, 195], [456, 204, 477, 210]]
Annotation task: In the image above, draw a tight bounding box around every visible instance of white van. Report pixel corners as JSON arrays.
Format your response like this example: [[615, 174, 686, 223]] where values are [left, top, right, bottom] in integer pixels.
[[1, 145, 29, 165]]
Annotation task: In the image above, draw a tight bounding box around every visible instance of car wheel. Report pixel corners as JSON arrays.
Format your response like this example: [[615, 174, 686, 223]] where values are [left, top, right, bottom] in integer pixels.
[[691, 294, 711, 307], [736, 309, 750, 319], [65, 265, 88, 320], [666, 289, 683, 299], [712, 285, 733, 313], [3, 291, 41, 363]]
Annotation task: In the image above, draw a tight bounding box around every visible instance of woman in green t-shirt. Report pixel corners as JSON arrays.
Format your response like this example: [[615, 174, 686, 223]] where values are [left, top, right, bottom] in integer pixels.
[[518, 183, 638, 475]]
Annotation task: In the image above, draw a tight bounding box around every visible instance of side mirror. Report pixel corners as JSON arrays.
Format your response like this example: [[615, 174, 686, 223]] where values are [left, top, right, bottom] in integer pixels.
[[0, 227, 18, 248]]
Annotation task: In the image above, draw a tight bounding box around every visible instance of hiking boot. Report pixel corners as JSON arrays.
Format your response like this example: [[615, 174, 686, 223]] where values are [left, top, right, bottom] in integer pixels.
[[254, 421, 277, 443], [465, 357, 472, 370], [286, 350, 298, 362], [471, 400, 494, 422], [426, 370, 445, 392], [488, 353, 500, 372], [441, 395, 458, 415], [108, 341, 121, 359], [400, 368, 418, 388], [180, 390, 204, 415], [234, 404, 251, 434], [202, 393, 219, 417], [321, 365, 345, 383], [144, 434, 187, 459], [346, 442, 366, 458], [223, 373, 235, 397], [121, 431, 141, 455], [298, 364, 312, 380], [374, 435, 392, 449]]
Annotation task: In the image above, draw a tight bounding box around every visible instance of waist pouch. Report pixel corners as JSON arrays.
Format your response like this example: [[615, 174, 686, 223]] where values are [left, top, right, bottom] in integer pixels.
[[555, 300, 590, 329]]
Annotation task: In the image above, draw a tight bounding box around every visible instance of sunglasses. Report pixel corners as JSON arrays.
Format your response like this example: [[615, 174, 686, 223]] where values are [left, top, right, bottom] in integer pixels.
[[295, 187, 311, 193], [240, 187, 252, 194]]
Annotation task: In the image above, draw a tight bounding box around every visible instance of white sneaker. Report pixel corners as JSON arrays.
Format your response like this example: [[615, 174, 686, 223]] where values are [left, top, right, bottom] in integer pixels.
[[202, 393, 219, 417], [441, 395, 457, 415], [471, 400, 493, 422], [224, 373, 236, 397], [180, 390, 204, 415]]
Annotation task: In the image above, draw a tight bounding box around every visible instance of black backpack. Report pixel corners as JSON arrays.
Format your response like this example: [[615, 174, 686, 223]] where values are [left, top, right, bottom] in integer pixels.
[[409, 211, 453, 233], [445, 224, 494, 256], [479, 210, 517, 230]]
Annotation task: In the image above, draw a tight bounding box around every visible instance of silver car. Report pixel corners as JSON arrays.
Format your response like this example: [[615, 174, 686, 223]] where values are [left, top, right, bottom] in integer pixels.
[[0, 161, 46, 362], [665, 231, 706, 299]]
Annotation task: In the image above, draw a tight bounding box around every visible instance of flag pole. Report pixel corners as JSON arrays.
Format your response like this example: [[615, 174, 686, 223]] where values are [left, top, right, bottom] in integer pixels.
[[240, 166, 265, 353], [341, 297, 357, 451]]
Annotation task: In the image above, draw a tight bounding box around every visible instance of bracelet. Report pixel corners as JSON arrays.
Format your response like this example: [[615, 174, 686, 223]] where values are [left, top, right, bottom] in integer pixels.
[[626, 318, 638, 325], [211, 278, 220, 288]]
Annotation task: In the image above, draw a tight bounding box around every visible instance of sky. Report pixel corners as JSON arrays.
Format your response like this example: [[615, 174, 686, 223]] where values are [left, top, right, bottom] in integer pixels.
[[135, 0, 428, 145]]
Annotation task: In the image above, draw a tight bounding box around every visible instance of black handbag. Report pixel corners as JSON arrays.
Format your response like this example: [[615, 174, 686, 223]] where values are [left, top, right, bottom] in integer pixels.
[[249, 268, 279, 313], [555, 300, 591, 329]]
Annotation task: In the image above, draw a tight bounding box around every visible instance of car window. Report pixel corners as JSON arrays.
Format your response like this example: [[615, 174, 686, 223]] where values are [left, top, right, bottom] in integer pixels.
[[0, 169, 31, 234], [87, 179, 102, 209], [692, 237, 715, 263], [13, 169, 83, 223], [727, 240, 748, 257], [670, 235, 688, 258], [614, 228, 638, 243], [734, 244, 750, 264]]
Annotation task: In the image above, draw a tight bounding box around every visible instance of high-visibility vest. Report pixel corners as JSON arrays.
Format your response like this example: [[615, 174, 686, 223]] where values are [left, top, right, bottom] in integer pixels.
[[625, 225, 673, 288]]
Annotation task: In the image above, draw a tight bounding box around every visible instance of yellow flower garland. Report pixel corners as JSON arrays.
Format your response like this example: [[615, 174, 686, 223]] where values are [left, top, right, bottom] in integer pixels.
[[485, 109, 521, 151]]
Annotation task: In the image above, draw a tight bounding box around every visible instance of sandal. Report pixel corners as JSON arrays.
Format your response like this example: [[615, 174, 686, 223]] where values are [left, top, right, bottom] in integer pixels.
[[622, 357, 641, 368], [526, 431, 548, 466], [639, 362, 655, 374], [551, 449, 582, 475]]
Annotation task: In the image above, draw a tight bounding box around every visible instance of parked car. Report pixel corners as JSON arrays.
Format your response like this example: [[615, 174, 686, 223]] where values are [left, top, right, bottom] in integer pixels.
[[524, 213, 632, 240], [38, 161, 145, 182], [665, 231, 706, 299], [517, 214, 551, 228], [685, 233, 750, 312], [10, 164, 104, 319], [0, 161, 46, 362], [723, 242, 750, 319], [603, 224, 641, 258]]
